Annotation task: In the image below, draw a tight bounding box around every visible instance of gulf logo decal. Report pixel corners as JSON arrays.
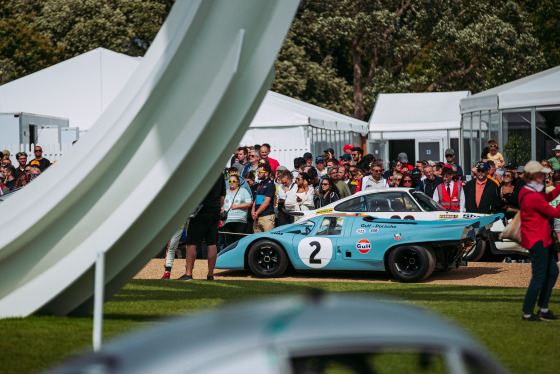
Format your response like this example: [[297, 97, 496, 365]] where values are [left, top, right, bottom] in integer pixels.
[[356, 239, 371, 254]]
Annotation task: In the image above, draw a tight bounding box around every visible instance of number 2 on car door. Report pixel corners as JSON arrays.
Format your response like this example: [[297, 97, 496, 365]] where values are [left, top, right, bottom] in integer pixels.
[[297, 237, 333, 269]]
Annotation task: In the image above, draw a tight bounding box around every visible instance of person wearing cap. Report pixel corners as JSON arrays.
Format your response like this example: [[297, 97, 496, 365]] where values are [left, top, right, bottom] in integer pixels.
[[443, 148, 464, 177], [339, 153, 352, 167], [519, 160, 560, 321], [548, 144, 560, 171], [14, 152, 28, 180], [343, 144, 353, 156], [2, 149, 10, 161], [315, 156, 327, 177], [463, 162, 503, 214], [397, 152, 413, 173], [303, 152, 313, 167], [433, 167, 465, 212]]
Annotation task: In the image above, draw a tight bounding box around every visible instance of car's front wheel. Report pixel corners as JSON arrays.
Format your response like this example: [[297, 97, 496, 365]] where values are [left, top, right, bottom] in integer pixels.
[[387, 245, 435, 282], [247, 240, 289, 277]]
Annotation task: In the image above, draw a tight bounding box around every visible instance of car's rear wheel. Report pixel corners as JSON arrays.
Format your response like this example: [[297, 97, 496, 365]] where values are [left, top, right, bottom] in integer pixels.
[[463, 239, 486, 262], [387, 245, 435, 283], [247, 240, 289, 278]]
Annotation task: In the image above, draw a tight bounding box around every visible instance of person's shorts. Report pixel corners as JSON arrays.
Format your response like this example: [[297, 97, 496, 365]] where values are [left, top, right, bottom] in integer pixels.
[[554, 219, 560, 233], [186, 211, 219, 246]]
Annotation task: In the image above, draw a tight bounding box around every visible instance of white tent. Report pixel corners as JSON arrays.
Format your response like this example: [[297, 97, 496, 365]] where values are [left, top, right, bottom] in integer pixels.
[[242, 91, 367, 166], [367, 91, 469, 163], [0, 49, 367, 168], [460, 66, 560, 113], [0, 48, 142, 132]]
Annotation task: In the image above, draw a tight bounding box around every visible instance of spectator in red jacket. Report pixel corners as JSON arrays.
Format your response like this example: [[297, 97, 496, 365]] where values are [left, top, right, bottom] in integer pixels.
[[519, 160, 560, 322]]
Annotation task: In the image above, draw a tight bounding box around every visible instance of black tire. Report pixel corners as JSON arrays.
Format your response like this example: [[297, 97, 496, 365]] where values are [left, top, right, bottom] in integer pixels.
[[247, 240, 289, 278], [387, 245, 435, 283], [463, 239, 486, 262]]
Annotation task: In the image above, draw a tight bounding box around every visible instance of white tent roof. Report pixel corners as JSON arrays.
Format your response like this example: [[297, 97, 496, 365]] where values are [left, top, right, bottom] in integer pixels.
[[0, 48, 367, 136], [252, 91, 368, 135], [460, 66, 560, 113], [0, 48, 142, 131], [369, 91, 469, 132]]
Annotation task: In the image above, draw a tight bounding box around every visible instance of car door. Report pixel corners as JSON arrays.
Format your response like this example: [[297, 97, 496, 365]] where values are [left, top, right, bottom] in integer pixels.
[[290, 217, 342, 271], [335, 216, 387, 271]]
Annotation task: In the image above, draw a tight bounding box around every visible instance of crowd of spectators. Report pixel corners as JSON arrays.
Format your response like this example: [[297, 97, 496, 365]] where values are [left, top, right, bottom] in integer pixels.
[[0, 146, 50, 195], [161, 139, 560, 279]]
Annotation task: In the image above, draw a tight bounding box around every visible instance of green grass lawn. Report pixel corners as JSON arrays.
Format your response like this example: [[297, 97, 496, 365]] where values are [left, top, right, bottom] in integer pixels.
[[1, 280, 559, 374]]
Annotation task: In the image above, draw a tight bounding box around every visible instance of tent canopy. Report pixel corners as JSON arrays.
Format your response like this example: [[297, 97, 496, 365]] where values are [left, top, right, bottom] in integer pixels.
[[460, 66, 560, 113], [252, 91, 368, 135], [0, 48, 142, 131], [369, 91, 469, 132], [0, 48, 367, 136]]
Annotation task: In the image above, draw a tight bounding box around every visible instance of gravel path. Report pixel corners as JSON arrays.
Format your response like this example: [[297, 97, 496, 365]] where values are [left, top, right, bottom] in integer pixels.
[[134, 259, 560, 288]]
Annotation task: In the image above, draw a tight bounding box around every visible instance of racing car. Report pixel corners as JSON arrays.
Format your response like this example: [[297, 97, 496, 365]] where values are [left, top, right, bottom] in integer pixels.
[[286, 188, 527, 262], [216, 213, 502, 282]]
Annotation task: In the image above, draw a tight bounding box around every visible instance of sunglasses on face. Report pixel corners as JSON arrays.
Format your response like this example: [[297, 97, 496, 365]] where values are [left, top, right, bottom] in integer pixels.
[[321, 182, 329, 186], [34, 149, 42, 152], [372, 169, 382, 173], [228, 180, 238, 183], [489, 145, 497, 148], [403, 179, 412, 183], [445, 154, 453, 158], [504, 174, 512, 178]]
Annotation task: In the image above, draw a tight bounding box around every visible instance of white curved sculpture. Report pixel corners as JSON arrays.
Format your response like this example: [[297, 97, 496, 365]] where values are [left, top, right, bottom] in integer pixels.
[[0, 0, 299, 317]]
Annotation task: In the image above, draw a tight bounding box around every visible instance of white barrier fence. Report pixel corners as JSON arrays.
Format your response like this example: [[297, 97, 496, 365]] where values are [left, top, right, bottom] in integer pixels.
[[0, 143, 70, 164]]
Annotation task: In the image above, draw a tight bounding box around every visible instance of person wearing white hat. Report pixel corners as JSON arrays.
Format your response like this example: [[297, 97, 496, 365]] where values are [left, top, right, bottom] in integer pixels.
[[519, 160, 560, 321], [547, 144, 560, 171]]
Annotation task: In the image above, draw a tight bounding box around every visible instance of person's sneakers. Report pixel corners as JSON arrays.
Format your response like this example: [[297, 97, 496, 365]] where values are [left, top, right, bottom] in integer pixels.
[[178, 274, 194, 281], [207, 275, 214, 280], [538, 310, 558, 321], [522, 314, 544, 322], [161, 271, 171, 280]]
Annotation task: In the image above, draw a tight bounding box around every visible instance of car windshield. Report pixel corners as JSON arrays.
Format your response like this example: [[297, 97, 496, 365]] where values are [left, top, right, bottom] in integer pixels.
[[282, 220, 316, 235], [411, 190, 446, 211]]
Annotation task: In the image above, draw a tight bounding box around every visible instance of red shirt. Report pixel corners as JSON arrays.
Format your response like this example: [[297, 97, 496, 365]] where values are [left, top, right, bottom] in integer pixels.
[[265, 157, 280, 173], [519, 184, 560, 249]]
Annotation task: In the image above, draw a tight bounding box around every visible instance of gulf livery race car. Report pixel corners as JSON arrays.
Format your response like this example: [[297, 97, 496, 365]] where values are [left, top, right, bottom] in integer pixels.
[[216, 213, 502, 282], [287, 188, 527, 262]]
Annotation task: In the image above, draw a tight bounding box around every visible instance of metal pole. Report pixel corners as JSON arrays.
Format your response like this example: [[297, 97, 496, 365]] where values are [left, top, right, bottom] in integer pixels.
[[93, 251, 105, 352]]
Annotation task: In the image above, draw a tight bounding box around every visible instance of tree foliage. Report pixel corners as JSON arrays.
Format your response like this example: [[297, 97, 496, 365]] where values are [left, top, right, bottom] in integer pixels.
[[276, 0, 545, 120], [13, 0, 174, 59], [0, 0, 61, 84]]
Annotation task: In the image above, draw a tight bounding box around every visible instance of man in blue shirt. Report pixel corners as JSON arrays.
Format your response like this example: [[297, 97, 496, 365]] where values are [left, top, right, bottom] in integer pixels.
[[251, 164, 276, 232]]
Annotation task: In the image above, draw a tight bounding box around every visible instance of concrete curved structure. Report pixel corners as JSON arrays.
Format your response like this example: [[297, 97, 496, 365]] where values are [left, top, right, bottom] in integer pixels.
[[0, 0, 299, 317]]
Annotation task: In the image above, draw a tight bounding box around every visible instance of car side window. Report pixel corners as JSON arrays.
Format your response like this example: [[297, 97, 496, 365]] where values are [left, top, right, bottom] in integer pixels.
[[365, 192, 422, 212], [335, 197, 367, 212], [316, 217, 345, 236]]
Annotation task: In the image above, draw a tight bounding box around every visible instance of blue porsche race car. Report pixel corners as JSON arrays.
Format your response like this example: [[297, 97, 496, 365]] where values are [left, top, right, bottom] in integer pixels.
[[216, 213, 502, 282]]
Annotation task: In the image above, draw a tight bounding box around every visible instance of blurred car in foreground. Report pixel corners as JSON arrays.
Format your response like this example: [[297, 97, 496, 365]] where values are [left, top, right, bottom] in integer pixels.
[[43, 294, 508, 374], [216, 213, 501, 282], [288, 188, 527, 262]]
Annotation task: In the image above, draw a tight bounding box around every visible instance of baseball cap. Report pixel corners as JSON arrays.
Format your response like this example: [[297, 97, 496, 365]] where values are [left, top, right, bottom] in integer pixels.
[[316, 156, 324, 164], [303, 152, 313, 159], [397, 152, 408, 164], [517, 166, 524, 173], [476, 162, 489, 172], [323, 148, 335, 155], [343, 144, 353, 152], [30, 160, 40, 166], [504, 162, 517, 170], [445, 149, 454, 156], [411, 168, 422, 178], [524, 160, 551, 174], [340, 154, 352, 161], [276, 165, 288, 172]]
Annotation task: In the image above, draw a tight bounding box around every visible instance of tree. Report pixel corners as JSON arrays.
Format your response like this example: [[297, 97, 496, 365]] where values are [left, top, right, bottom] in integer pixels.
[[520, 0, 560, 67], [280, 0, 544, 120], [17, 0, 174, 59], [0, 0, 61, 84]]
